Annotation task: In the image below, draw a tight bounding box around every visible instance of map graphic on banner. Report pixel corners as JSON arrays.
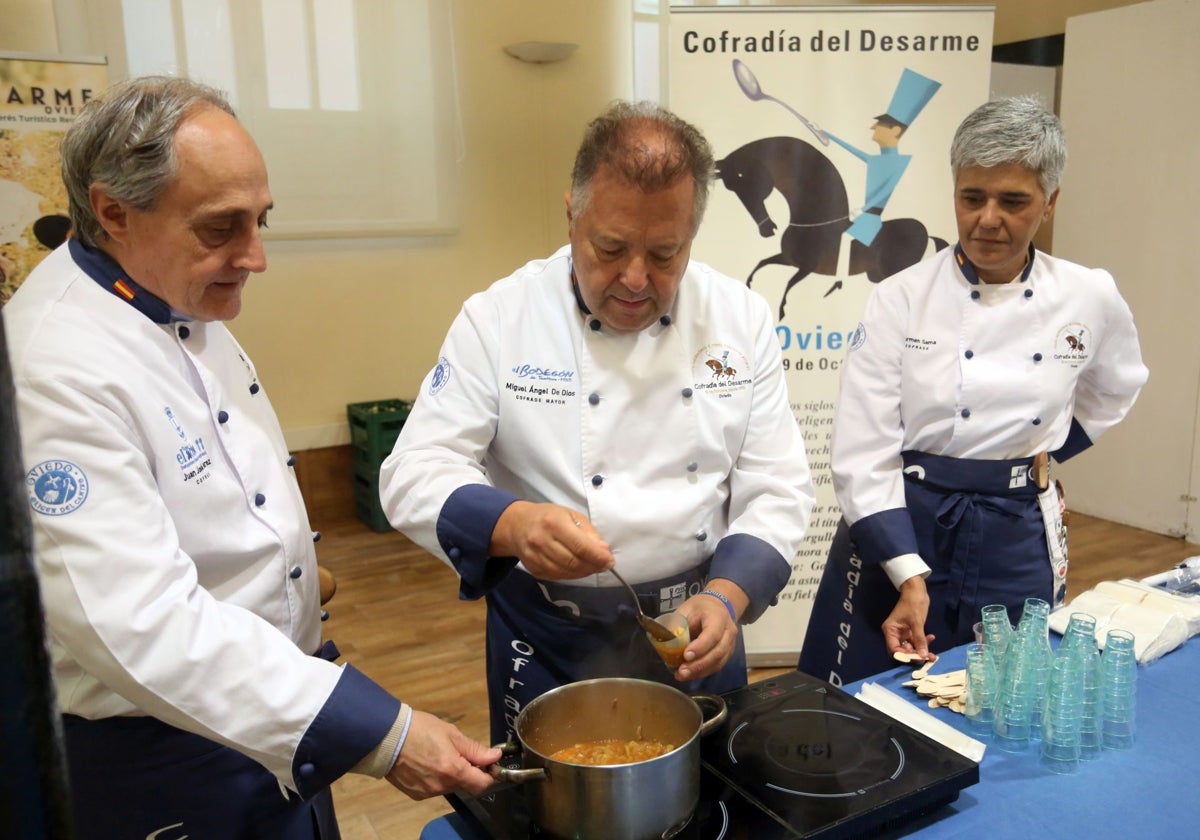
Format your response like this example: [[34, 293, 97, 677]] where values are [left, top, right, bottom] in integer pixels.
[[1, 53, 108, 306], [669, 5, 994, 665]]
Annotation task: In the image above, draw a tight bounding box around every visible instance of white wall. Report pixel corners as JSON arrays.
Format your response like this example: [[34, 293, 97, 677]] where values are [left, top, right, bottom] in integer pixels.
[[1053, 0, 1200, 543]]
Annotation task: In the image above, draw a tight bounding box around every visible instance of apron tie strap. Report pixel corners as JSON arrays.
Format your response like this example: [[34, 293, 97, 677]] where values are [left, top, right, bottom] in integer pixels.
[[936, 492, 1027, 628]]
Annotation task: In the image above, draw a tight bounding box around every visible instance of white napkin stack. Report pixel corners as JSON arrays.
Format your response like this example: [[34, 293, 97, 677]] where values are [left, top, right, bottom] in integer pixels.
[[1049, 576, 1200, 664]]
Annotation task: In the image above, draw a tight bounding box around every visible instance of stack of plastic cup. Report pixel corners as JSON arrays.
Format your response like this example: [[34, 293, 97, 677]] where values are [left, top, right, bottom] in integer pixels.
[[992, 624, 1039, 750], [1040, 652, 1085, 773], [1017, 598, 1054, 741], [980, 603, 1014, 670], [964, 641, 999, 735], [1059, 612, 1104, 760], [1100, 628, 1138, 750]]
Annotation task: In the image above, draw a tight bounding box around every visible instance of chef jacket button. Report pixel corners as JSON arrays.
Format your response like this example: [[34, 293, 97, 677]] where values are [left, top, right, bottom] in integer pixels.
[[299, 762, 316, 777], [961, 408, 971, 419], [255, 492, 266, 506], [591, 474, 603, 487], [312, 531, 321, 543], [217, 410, 229, 424], [964, 349, 974, 359], [589, 319, 602, 331], [682, 387, 693, 399], [448, 546, 461, 561], [588, 392, 600, 406], [287, 455, 297, 467], [970, 290, 981, 300], [320, 610, 329, 622], [1024, 288, 1034, 298], [1033, 353, 1043, 362], [1032, 417, 1042, 426], [687, 461, 698, 473], [659, 315, 672, 326], [695, 530, 708, 542], [249, 382, 260, 395], [290, 566, 303, 579], [178, 325, 190, 339]]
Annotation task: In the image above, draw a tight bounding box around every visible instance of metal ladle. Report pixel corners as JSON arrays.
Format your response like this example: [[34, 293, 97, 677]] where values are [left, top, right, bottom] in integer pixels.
[[610, 568, 678, 642], [732, 59, 830, 146]]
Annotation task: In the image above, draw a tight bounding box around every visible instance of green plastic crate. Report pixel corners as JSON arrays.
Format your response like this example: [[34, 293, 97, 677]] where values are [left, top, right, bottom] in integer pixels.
[[352, 464, 392, 533], [347, 398, 412, 467]]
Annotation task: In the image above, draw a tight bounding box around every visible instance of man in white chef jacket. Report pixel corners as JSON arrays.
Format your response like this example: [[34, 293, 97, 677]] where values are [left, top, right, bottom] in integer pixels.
[[380, 101, 815, 742], [2, 76, 498, 839]]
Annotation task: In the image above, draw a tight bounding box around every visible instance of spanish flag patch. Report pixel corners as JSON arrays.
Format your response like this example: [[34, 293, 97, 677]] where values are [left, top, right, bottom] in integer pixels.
[[113, 279, 135, 300]]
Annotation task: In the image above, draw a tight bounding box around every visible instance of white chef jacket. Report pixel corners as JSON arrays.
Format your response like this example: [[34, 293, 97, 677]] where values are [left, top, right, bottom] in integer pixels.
[[833, 245, 1148, 579], [380, 245, 814, 617], [3, 242, 399, 797]]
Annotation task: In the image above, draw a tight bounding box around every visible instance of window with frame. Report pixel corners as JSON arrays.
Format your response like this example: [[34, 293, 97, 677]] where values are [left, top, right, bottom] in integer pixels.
[[54, 0, 462, 238]]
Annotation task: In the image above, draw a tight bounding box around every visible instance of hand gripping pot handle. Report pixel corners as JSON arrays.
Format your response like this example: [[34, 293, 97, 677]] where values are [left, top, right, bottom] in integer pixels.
[[488, 689, 727, 785]]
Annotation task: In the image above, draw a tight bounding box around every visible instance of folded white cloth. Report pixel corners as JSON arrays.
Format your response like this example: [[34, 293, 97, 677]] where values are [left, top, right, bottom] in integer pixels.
[[1050, 578, 1196, 664]]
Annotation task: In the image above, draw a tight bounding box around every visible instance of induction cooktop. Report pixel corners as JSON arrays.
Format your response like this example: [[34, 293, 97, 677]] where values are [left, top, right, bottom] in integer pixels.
[[447, 670, 980, 839]]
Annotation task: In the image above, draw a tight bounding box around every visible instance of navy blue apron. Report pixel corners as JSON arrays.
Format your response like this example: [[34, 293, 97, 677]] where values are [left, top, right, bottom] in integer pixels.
[[63, 643, 343, 840], [484, 563, 747, 744], [798, 450, 1052, 687]]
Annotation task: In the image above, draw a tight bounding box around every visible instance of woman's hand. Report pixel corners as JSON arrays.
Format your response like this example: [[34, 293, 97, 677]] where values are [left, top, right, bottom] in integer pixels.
[[882, 575, 936, 662]]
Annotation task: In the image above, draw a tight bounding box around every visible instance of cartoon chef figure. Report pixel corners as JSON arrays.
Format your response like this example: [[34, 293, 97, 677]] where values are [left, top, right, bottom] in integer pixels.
[[825, 68, 941, 247]]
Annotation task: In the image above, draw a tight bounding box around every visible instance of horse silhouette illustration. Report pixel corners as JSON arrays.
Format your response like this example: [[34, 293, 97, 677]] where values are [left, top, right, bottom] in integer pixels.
[[1065, 334, 1086, 352], [716, 136, 949, 319], [705, 358, 737, 378]]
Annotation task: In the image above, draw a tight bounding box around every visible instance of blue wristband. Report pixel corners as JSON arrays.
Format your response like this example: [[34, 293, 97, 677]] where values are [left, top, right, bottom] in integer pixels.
[[700, 589, 737, 623]]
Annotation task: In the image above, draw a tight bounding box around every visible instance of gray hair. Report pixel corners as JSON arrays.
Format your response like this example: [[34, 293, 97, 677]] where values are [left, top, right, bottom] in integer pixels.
[[569, 100, 714, 232], [60, 76, 235, 247], [950, 95, 1067, 196]]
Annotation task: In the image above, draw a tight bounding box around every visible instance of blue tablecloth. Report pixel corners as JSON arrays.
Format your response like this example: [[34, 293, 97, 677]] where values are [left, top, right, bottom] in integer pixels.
[[860, 635, 1200, 837], [422, 637, 1200, 838]]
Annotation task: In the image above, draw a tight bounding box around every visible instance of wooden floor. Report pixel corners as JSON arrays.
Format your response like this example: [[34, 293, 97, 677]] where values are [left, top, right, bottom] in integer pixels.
[[314, 510, 1197, 839]]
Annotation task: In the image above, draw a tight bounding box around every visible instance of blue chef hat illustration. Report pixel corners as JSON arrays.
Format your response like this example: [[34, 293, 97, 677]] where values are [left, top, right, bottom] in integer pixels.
[[875, 68, 941, 128]]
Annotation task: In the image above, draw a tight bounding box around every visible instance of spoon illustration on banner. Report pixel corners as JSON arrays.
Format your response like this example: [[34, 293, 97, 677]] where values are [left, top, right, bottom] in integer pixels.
[[732, 59, 830, 146]]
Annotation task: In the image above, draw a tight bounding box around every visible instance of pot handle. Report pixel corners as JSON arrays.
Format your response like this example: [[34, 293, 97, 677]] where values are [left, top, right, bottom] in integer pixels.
[[689, 691, 728, 736], [486, 738, 547, 785]]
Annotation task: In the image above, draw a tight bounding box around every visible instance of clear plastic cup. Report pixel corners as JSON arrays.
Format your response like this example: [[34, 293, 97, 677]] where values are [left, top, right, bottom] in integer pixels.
[[964, 642, 997, 735], [980, 604, 1014, 660], [648, 611, 690, 670], [1100, 629, 1137, 750], [1040, 657, 1084, 773]]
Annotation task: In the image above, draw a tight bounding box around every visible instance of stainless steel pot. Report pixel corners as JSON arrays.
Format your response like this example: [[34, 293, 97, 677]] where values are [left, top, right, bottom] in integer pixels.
[[493, 677, 727, 840]]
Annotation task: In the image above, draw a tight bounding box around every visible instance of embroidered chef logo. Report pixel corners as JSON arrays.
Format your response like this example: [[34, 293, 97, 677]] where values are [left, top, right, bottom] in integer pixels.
[[849, 322, 867, 352], [166, 406, 212, 484], [177, 437, 212, 484], [511, 363, 574, 383], [692, 343, 750, 397], [164, 406, 187, 440], [1054, 323, 1091, 367], [26, 460, 89, 516], [430, 356, 452, 395]]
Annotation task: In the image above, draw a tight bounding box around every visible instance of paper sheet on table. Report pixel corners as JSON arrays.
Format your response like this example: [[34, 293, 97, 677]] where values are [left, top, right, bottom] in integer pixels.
[[855, 682, 986, 763]]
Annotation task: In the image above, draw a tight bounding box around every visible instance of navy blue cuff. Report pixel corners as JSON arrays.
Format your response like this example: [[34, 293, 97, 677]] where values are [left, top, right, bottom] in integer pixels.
[[708, 533, 790, 624], [437, 484, 521, 600], [1051, 417, 1093, 462], [847, 508, 919, 566], [292, 664, 401, 799]]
